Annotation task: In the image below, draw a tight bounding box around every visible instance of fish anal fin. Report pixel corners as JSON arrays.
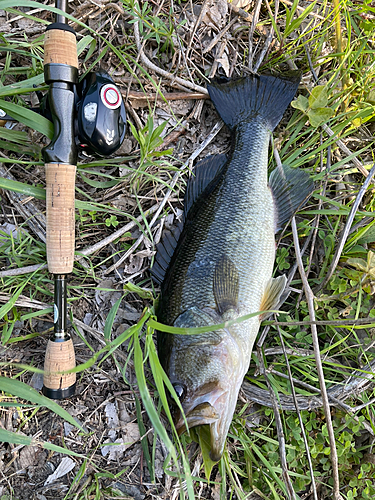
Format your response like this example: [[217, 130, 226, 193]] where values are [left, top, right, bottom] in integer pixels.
[[259, 275, 287, 320], [213, 256, 239, 316], [151, 223, 183, 285], [184, 154, 227, 219], [269, 164, 314, 232]]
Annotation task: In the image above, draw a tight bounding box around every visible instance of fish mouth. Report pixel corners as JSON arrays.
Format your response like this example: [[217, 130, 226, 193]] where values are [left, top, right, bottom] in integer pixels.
[[175, 402, 220, 436], [175, 390, 233, 462]]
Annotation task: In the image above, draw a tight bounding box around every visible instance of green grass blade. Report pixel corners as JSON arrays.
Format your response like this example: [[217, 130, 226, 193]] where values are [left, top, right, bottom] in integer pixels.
[[0, 428, 85, 457], [0, 100, 53, 138], [0, 377, 84, 432]]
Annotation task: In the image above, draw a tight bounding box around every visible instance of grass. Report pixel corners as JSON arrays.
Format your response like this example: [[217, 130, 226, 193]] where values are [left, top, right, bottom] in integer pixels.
[[1, 0, 375, 498]]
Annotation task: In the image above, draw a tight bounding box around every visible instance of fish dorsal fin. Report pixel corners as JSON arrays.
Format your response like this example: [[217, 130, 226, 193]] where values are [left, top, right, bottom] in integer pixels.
[[269, 164, 314, 232], [184, 154, 227, 219], [259, 275, 287, 320], [213, 255, 239, 316], [151, 223, 183, 285]]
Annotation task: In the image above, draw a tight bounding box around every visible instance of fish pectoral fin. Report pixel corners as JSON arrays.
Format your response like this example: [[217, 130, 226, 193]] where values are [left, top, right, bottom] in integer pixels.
[[259, 275, 287, 320], [184, 154, 227, 219], [213, 256, 239, 316], [269, 164, 314, 232]]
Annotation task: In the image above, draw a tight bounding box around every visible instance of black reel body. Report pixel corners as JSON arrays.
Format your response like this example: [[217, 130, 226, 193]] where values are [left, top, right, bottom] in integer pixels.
[[1, 70, 127, 157], [77, 71, 126, 155]]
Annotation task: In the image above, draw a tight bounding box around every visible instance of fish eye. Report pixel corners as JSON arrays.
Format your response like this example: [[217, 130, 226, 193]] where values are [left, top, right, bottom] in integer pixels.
[[172, 383, 186, 401]]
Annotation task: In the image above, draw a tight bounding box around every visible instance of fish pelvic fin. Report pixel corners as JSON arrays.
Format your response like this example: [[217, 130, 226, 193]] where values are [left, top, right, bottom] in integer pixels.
[[269, 164, 315, 232], [207, 72, 301, 131], [213, 256, 240, 316], [259, 275, 287, 320]]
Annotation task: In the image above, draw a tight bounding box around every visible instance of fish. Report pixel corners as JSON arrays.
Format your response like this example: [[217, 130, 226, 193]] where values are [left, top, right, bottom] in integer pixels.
[[152, 73, 313, 462]]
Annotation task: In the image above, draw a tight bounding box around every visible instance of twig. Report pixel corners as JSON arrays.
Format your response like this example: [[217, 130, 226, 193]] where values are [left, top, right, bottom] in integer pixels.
[[133, 8, 208, 95], [248, 0, 262, 71], [322, 124, 370, 178], [316, 162, 375, 292], [270, 317, 375, 327], [253, 0, 279, 73], [256, 342, 296, 500], [0, 264, 48, 278], [202, 16, 238, 55], [0, 164, 46, 243], [0, 293, 48, 310], [127, 90, 208, 103], [229, 4, 253, 22], [305, 143, 330, 281], [276, 323, 318, 500], [244, 347, 375, 412], [77, 205, 159, 260], [292, 217, 342, 500], [185, 0, 208, 63]]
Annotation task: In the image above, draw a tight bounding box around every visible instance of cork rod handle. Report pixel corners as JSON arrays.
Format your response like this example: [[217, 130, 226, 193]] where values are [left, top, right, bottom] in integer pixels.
[[43, 338, 76, 392], [45, 164, 76, 274], [44, 29, 78, 67]]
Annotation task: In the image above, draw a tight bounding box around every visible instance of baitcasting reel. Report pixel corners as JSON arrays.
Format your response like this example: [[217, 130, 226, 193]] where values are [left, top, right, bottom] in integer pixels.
[[2, 70, 126, 157], [76, 71, 126, 155]]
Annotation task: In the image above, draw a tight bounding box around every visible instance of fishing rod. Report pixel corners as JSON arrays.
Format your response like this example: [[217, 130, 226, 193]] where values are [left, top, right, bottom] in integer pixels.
[[41, 0, 126, 399]]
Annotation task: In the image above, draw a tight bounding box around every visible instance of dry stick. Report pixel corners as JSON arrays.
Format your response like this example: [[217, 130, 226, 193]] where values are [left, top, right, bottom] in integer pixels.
[[133, 9, 208, 95], [276, 323, 318, 500], [0, 164, 46, 243], [103, 121, 224, 275], [316, 162, 375, 293], [292, 218, 343, 500], [248, 0, 262, 71], [256, 343, 296, 500], [321, 124, 370, 178], [77, 205, 159, 260], [267, 367, 354, 413], [229, 4, 253, 22], [253, 0, 279, 73], [202, 16, 238, 55], [244, 354, 375, 411], [305, 144, 330, 281], [184, 0, 209, 63], [271, 316, 375, 327], [0, 264, 47, 278], [127, 90, 208, 102]]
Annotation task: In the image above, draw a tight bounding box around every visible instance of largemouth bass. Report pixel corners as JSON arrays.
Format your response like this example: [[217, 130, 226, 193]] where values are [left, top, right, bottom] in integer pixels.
[[152, 73, 313, 461]]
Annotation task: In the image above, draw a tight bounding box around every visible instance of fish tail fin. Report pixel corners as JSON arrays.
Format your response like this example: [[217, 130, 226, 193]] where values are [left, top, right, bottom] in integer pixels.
[[207, 72, 301, 131]]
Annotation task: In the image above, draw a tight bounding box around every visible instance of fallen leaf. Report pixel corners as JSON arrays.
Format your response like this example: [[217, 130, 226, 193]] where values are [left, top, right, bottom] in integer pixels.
[[44, 457, 75, 486], [229, 0, 252, 10], [217, 52, 230, 77]]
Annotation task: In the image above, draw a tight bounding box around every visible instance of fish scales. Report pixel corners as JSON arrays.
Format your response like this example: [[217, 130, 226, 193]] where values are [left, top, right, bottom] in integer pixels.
[[154, 73, 313, 461], [162, 119, 273, 328]]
